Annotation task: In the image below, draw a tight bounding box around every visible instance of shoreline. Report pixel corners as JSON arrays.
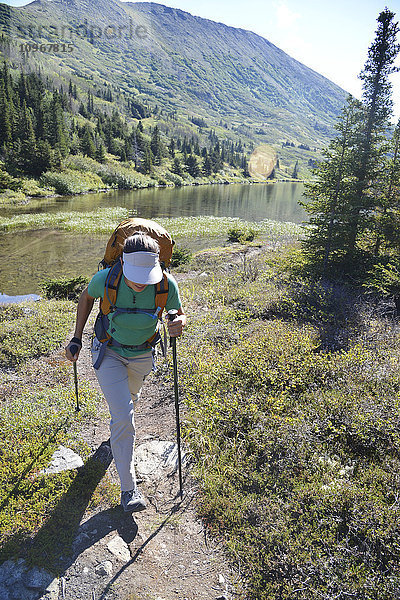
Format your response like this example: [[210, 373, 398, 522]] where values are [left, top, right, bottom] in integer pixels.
[[0, 176, 306, 207]]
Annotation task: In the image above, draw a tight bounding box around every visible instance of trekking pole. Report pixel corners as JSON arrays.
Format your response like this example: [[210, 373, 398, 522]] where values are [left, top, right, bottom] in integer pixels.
[[69, 344, 80, 412], [167, 309, 183, 500]]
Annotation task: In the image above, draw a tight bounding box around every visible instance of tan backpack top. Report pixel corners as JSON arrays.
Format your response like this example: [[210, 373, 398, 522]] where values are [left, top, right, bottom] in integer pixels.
[[101, 217, 174, 269]]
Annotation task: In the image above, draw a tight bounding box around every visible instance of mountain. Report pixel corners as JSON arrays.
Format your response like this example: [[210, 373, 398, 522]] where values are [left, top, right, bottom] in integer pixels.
[[0, 0, 348, 172]]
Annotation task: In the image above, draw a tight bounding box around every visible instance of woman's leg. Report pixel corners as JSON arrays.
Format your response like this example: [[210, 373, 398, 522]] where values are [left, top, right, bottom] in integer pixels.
[[93, 348, 152, 491]]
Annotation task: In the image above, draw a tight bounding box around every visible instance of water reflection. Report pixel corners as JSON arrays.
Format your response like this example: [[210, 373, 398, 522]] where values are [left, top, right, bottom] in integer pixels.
[[0, 183, 306, 295], [1, 183, 306, 223]]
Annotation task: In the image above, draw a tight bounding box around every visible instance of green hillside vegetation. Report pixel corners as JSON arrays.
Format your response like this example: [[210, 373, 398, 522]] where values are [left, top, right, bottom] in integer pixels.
[[0, 0, 347, 186], [0, 62, 258, 204]]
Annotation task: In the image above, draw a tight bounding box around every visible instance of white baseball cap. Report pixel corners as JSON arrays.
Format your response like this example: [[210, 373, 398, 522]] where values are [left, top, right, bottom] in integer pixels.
[[122, 251, 163, 285]]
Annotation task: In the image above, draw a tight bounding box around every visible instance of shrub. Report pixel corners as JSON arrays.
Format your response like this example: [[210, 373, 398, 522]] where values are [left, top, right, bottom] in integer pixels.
[[20, 179, 53, 197], [164, 170, 184, 187], [227, 224, 257, 243], [40, 169, 105, 195], [41, 276, 89, 301], [176, 247, 400, 600], [171, 245, 192, 268]]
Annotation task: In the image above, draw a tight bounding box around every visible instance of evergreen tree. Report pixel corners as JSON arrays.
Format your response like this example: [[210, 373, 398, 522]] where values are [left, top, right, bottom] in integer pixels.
[[142, 143, 153, 174], [0, 79, 12, 147], [80, 123, 96, 158], [302, 9, 400, 275], [35, 139, 55, 174], [130, 130, 142, 169], [347, 9, 400, 258], [242, 156, 250, 177], [150, 125, 163, 164], [168, 137, 175, 157], [373, 118, 400, 255], [16, 100, 37, 174], [79, 102, 87, 118], [186, 153, 201, 177], [95, 142, 106, 164], [303, 97, 365, 270], [202, 150, 212, 176], [172, 156, 183, 176], [47, 91, 69, 157]]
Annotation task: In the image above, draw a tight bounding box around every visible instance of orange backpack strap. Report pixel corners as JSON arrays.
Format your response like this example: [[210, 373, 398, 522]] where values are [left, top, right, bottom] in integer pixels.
[[100, 260, 123, 316], [154, 273, 169, 320]]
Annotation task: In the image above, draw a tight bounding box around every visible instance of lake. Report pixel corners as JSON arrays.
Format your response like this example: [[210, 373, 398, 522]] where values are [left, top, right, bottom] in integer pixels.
[[0, 182, 306, 295]]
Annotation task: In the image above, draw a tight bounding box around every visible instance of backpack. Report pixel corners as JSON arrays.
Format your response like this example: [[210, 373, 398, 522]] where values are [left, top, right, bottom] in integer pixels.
[[93, 218, 174, 369]]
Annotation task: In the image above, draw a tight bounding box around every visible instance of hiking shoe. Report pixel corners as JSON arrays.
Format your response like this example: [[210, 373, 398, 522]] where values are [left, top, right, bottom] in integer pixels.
[[121, 488, 147, 513]]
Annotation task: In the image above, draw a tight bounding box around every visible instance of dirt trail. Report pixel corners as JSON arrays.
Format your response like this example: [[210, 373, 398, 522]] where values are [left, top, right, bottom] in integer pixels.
[[49, 323, 241, 600]]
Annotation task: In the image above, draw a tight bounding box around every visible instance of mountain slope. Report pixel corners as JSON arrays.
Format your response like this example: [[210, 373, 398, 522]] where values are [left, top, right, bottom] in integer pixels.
[[0, 0, 347, 160]]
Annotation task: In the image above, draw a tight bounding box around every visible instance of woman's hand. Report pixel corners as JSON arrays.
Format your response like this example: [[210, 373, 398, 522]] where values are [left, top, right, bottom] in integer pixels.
[[65, 338, 82, 362], [167, 309, 186, 337]]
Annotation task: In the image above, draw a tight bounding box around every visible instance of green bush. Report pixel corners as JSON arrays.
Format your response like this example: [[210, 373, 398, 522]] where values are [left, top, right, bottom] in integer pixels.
[[41, 276, 89, 301], [227, 224, 257, 243], [364, 259, 400, 298], [164, 170, 184, 187], [171, 245, 192, 268], [20, 178, 53, 197], [40, 169, 105, 195]]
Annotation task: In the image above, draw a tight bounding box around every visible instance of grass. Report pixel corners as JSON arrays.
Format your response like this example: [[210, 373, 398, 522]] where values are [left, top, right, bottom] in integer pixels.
[[176, 243, 400, 600], [0, 209, 304, 245]]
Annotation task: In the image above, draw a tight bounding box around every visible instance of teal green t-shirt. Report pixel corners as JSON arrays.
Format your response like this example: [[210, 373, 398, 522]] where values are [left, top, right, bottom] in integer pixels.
[[88, 270, 182, 357]]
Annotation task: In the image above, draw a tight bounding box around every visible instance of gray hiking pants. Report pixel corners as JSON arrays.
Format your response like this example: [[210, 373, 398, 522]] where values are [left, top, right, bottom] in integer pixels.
[[92, 345, 153, 491]]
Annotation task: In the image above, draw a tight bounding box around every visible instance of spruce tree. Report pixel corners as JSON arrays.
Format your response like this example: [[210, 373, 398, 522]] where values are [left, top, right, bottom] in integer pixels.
[[303, 9, 400, 275], [0, 78, 12, 147], [150, 125, 163, 164], [80, 123, 96, 158], [347, 9, 399, 258], [142, 143, 153, 174], [16, 100, 37, 174], [373, 118, 400, 256], [172, 156, 183, 176], [186, 154, 201, 177], [303, 96, 364, 270], [95, 142, 106, 164], [202, 151, 212, 176]]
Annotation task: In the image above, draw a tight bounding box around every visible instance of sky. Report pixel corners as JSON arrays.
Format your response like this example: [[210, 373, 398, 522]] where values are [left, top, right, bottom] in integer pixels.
[[4, 0, 400, 119]]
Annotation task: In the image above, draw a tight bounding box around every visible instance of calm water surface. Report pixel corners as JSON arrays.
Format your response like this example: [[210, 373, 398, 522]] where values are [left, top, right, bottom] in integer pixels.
[[1, 183, 306, 295]]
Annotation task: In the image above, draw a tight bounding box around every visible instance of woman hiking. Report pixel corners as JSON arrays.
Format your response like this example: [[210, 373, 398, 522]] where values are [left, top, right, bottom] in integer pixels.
[[65, 231, 186, 513]]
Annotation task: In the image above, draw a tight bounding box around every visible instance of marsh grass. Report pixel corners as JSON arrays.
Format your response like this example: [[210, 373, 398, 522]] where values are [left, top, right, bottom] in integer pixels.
[[177, 245, 400, 600], [0, 210, 304, 244]]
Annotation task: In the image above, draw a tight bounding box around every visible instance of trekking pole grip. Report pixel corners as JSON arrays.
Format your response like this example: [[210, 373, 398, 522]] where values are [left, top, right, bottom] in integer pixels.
[[167, 308, 178, 322], [167, 309, 178, 346]]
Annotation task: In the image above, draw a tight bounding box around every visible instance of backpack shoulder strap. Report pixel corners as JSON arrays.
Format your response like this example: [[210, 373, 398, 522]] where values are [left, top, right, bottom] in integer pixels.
[[100, 260, 123, 316], [154, 272, 169, 319]]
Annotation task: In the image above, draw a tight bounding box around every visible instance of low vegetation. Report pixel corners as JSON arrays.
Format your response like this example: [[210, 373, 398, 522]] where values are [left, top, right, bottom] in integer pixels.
[[2, 222, 400, 596], [176, 243, 400, 600], [0, 299, 117, 569], [0, 209, 303, 244]]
